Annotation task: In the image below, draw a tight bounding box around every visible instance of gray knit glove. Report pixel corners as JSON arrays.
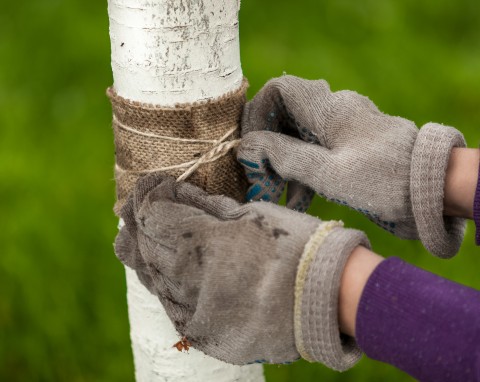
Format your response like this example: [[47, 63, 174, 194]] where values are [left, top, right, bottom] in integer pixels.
[[238, 75, 466, 258], [115, 174, 370, 371]]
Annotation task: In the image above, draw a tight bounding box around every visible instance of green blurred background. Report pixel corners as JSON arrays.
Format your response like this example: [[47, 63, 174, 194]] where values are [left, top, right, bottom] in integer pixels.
[[1, 0, 479, 380]]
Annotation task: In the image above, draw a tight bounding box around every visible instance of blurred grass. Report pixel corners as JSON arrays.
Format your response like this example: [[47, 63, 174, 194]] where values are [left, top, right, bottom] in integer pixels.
[[1, 0, 479, 381]]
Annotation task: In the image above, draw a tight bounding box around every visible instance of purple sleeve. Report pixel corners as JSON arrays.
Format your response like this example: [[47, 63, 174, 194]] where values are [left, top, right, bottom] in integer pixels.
[[356, 257, 480, 382], [475, 160, 480, 245]]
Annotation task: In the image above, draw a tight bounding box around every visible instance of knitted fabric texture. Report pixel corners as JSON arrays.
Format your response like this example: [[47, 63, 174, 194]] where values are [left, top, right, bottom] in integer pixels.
[[239, 75, 419, 238], [410, 123, 466, 258], [295, 222, 368, 370], [238, 75, 467, 258], [107, 79, 249, 215], [294, 220, 343, 361], [114, 174, 368, 368]]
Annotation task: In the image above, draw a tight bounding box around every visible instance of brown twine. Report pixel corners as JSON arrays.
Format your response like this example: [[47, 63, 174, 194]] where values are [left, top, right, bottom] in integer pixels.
[[107, 79, 249, 215]]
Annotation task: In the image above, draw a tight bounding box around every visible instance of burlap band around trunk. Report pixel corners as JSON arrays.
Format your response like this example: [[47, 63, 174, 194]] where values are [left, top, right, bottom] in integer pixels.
[[107, 79, 249, 216]]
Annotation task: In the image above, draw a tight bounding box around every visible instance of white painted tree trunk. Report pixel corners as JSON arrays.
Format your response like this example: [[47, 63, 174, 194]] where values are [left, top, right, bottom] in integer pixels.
[[108, 1, 265, 381]]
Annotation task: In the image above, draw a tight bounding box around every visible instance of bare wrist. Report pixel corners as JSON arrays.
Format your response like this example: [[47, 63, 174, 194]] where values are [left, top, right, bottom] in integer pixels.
[[444, 148, 480, 219], [338, 246, 384, 337]]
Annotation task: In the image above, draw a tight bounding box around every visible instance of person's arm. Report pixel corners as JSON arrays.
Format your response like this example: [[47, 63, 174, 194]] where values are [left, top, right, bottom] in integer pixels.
[[444, 147, 480, 219], [444, 147, 480, 245], [336, 147, 480, 380], [338, 246, 383, 337], [338, 245, 480, 382]]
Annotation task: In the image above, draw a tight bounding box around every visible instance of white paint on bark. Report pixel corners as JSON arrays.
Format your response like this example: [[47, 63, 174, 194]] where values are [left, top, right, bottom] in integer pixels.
[[108, 0, 265, 381], [126, 269, 264, 382], [109, 0, 244, 106]]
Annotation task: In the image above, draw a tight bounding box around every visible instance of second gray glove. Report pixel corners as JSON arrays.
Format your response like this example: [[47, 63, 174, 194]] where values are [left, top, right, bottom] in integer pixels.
[[238, 75, 466, 258], [115, 174, 369, 370]]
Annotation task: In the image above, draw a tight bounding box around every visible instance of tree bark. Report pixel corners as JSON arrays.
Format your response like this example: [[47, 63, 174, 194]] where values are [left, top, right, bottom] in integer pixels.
[[108, 1, 265, 381]]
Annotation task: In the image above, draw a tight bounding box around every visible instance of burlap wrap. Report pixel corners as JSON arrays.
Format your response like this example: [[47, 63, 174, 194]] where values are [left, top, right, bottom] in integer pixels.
[[107, 79, 249, 215]]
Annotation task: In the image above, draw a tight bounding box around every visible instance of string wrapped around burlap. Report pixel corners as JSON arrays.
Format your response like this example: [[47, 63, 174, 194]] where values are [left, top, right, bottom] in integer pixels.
[[107, 79, 249, 215]]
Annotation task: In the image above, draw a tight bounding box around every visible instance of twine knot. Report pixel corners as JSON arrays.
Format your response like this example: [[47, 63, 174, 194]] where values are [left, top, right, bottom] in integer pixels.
[[107, 78, 249, 214], [114, 115, 241, 182]]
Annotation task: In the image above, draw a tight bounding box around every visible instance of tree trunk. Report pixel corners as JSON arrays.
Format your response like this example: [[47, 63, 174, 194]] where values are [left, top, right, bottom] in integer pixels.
[[107, 1, 265, 381]]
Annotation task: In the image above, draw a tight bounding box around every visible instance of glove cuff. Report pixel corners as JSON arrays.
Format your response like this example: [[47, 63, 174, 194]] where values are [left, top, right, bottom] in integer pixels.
[[410, 123, 466, 258], [294, 222, 370, 371]]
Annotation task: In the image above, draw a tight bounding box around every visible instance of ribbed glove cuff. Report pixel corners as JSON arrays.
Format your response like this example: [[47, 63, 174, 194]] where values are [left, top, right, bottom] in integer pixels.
[[294, 222, 370, 371], [410, 123, 466, 258]]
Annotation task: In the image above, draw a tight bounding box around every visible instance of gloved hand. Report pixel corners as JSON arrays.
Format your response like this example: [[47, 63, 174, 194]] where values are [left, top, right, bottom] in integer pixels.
[[115, 173, 369, 370], [238, 75, 466, 258]]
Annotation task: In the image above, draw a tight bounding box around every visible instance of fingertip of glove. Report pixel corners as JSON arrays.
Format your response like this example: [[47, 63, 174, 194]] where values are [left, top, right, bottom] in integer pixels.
[[175, 180, 211, 205], [114, 225, 140, 269], [146, 175, 177, 202], [131, 173, 175, 207], [237, 132, 270, 163]]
